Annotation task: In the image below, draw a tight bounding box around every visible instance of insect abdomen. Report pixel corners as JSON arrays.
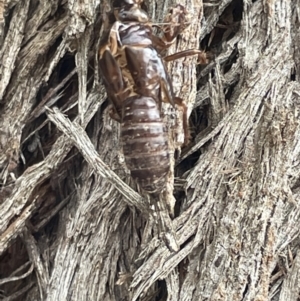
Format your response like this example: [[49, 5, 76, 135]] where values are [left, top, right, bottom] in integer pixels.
[[121, 96, 169, 193]]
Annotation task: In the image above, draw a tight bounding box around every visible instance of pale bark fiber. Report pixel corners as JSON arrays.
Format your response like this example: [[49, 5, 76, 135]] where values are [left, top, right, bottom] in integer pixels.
[[0, 0, 299, 300]]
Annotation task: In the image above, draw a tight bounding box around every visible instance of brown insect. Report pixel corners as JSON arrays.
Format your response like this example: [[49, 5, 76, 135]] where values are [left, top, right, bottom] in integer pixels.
[[99, 0, 203, 193]]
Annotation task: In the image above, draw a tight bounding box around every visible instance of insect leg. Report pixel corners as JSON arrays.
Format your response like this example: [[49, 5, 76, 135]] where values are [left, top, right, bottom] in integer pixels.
[[161, 5, 188, 42], [164, 49, 208, 64], [159, 77, 176, 107], [99, 48, 128, 121], [151, 4, 189, 52]]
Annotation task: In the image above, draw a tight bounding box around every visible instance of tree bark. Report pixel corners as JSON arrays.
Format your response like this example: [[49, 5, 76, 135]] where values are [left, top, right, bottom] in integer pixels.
[[1, 0, 300, 300]]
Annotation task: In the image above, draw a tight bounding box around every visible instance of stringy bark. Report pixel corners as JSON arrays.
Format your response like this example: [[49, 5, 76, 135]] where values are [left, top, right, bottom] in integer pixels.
[[0, 0, 300, 300]]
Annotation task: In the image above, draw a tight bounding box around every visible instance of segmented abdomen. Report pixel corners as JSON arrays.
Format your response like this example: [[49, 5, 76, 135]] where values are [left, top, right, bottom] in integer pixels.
[[121, 96, 169, 193]]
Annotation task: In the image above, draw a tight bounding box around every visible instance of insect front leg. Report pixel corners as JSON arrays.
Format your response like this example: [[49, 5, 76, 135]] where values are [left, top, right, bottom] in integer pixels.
[[161, 4, 189, 44], [152, 5, 206, 63], [151, 4, 188, 52]]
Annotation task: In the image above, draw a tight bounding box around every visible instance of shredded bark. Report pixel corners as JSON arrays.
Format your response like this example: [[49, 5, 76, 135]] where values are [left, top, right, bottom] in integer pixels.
[[0, 0, 300, 300]]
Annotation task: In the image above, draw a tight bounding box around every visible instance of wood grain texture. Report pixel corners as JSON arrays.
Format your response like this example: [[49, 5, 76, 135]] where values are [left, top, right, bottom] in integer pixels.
[[0, 0, 300, 300]]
